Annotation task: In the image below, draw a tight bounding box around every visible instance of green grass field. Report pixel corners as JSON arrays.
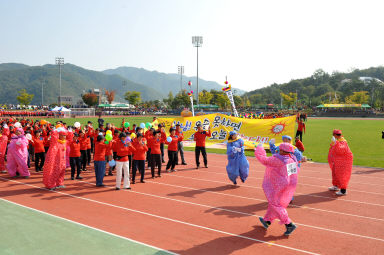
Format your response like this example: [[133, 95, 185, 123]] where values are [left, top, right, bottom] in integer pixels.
[[29, 116, 384, 168]]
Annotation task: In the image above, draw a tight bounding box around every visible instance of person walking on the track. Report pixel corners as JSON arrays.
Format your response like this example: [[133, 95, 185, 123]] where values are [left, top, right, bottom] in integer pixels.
[[296, 118, 305, 142], [165, 127, 183, 172], [226, 131, 249, 185], [194, 124, 211, 169], [328, 129, 353, 196], [255, 142, 299, 236]]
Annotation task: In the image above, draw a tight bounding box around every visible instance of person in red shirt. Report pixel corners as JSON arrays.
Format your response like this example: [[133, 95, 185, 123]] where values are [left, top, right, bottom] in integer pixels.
[[32, 130, 46, 172], [148, 130, 164, 178], [132, 133, 148, 183], [145, 128, 155, 168], [175, 124, 187, 165], [79, 129, 90, 171], [165, 127, 183, 172], [158, 124, 166, 163], [94, 134, 111, 187], [194, 124, 211, 169], [115, 132, 135, 190], [295, 136, 305, 153], [296, 119, 306, 142], [67, 131, 82, 180]]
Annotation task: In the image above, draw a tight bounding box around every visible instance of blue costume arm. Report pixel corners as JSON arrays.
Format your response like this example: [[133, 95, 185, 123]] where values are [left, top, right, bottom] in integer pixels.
[[293, 148, 302, 162], [269, 142, 278, 154]]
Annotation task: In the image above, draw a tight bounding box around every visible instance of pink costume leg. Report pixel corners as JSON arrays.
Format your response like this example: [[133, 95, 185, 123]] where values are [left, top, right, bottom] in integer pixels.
[[6, 153, 17, 177], [13, 154, 30, 177]]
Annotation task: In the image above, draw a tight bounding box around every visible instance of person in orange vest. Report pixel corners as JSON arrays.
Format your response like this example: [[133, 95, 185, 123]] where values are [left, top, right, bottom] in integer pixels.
[[194, 124, 211, 169]]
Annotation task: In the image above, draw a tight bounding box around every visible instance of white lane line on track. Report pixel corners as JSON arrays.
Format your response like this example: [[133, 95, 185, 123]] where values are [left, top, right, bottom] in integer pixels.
[[0, 177, 319, 255], [72, 180, 384, 243], [191, 169, 384, 196], [166, 174, 384, 207], [144, 180, 384, 222], [0, 198, 177, 255], [182, 154, 384, 180]]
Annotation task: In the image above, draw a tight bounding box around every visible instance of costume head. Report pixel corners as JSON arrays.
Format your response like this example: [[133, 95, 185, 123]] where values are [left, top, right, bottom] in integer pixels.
[[279, 142, 294, 153]]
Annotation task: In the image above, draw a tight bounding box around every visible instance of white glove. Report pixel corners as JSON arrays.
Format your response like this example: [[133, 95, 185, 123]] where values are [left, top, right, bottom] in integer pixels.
[[331, 136, 336, 142], [232, 146, 238, 153], [269, 138, 275, 144], [236, 147, 242, 152], [68, 127, 73, 132], [3, 124, 8, 128]]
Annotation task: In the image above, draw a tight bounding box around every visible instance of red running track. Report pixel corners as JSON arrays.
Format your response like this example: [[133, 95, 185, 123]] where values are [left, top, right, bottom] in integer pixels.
[[1, 151, 383, 254]]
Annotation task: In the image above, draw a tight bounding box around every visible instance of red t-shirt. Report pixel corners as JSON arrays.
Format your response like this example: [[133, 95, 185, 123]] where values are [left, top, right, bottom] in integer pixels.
[[69, 140, 81, 157], [115, 140, 135, 162], [132, 140, 148, 160], [32, 136, 45, 153], [148, 137, 164, 155], [166, 135, 183, 151], [94, 141, 110, 161], [194, 130, 211, 147]]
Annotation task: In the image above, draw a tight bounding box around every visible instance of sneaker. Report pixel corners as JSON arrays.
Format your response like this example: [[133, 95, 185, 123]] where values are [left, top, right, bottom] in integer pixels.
[[205, 165, 208, 168], [75, 176, 83, 180], [56, 185, 65, 189], [284, 223, 297, 236], [233, 181, 237, 185], [125, 187, 131, 190], [96, 184, 105, 187], [131, 181, 135, 184], [24, 176, 30, 179], [259, 217, 270, 229], [157, 174, 161, 178], [152, 176, 155, 179], [171, 169, 177, 172], [108, 172, 113, 176], [140, 180, 145, 183], [328, 186, 339, 191], [166, 169, 171, 173], [115, 187, 120, 190], [71, 176, 74, 180], [82, 169, 87, 172], [182, 162, 187, 165], [196, 166, 200, 169], [335, 191, 347, 196]]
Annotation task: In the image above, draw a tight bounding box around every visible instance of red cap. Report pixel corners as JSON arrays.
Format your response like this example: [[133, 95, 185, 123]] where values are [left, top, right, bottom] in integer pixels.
[[333, 129, 342, 135]]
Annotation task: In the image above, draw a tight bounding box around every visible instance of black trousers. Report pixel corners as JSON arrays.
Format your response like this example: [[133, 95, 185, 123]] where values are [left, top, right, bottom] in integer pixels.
[[35, 152, 45, 171], [160, 143, 165, 162], [195, 146, 207, 167], [90, 137, 94, 153], [151, 154, 162, 177], [86, 149, 91, 165], [70, 157, 81, 177], [166, 151, 177, 170], [81, 150, 87, 170], [296, 131, 303, 142], [128, 155, 133, 173], [175, 141, 186, 164], [146, 148, 151, 167], [132, 160, 145, 182], [29, 146, 35, 161]]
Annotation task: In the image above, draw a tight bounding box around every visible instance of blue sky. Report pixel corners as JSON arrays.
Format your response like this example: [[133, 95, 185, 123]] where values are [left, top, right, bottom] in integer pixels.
[[1, 0, 384, 91]]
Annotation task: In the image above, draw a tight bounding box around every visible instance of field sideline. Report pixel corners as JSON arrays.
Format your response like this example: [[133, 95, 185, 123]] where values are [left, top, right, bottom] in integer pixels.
[[20, 116, 384, 169]]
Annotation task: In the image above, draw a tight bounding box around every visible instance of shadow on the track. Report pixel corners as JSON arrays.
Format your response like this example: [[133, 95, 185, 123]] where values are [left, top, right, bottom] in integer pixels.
[[167, 184, 239, 198], [353, 169, 384, 175], [289, 191, 337, 206], [170, 225, 288, 255]]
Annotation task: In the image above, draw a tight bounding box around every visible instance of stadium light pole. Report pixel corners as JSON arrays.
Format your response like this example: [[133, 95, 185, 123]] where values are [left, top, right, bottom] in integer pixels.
[[192, 36, 203, 105], [55, 57, 64, 106], [178, 66, 184, 93]]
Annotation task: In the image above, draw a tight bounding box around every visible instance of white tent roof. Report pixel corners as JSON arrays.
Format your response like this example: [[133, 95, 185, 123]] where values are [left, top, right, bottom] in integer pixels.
[[51, 106, 71, 112]]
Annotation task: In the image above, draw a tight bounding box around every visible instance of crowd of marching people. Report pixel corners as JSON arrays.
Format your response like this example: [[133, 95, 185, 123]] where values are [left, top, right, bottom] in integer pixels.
[[0, 114, 353, 236]]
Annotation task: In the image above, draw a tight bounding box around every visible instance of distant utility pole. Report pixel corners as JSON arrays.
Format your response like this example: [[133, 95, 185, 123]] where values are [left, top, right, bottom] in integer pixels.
[[41, 80, 44, 106], [178, 66, 184, 92], [192, 36, 203, 105], [55, 57, 64, 106]]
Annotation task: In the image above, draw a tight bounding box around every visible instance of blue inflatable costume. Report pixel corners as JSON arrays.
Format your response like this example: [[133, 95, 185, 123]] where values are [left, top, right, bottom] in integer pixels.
[[226, 131, 249, 185]]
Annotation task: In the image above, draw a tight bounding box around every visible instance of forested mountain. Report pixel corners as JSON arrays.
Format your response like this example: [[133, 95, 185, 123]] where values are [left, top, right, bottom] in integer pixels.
[[243, 67, 384, 108], [103, 66, 246, 96], [0, 63, 169, 105]]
